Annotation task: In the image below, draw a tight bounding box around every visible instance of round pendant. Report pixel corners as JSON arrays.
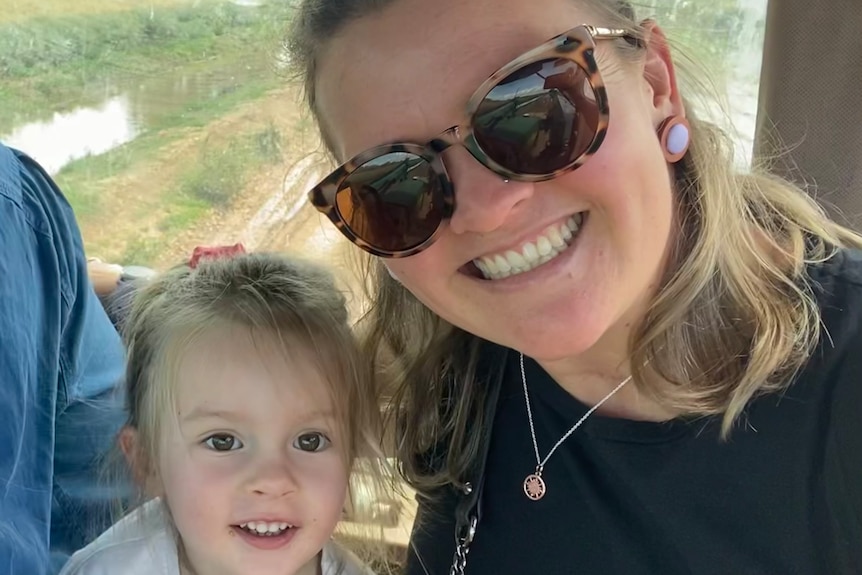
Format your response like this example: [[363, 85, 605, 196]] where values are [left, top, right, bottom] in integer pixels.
[[523, 473, 546, 500]]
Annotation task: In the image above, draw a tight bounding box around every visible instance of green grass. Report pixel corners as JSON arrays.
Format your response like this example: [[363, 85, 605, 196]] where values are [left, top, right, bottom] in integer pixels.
[[179, 124, 283, 208], [0, 1, 293, 132], [120, 236, 167, 266], [120, 192, 209, 270], [158, 194, 210, 233], [118, 123, 284, 266], [55, 145, 141, 217], [2, 0, 191, 24], [53, 73, 279, 215], [180, 142, 251, 208]]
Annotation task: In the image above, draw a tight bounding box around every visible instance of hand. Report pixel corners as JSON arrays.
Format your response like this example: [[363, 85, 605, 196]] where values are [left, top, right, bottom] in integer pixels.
[[86, 257, 123, 296]]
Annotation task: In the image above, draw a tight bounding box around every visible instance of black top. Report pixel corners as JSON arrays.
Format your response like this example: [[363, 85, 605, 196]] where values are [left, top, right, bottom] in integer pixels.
[[406, 249, 862, 575]]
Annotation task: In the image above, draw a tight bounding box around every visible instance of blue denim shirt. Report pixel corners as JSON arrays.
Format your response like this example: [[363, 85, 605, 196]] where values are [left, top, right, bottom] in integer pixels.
[[0, 143, 126, 574]]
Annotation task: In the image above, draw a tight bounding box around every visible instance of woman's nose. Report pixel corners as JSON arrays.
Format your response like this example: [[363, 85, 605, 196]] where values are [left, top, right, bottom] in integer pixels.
[[445, 150, 535, 235]]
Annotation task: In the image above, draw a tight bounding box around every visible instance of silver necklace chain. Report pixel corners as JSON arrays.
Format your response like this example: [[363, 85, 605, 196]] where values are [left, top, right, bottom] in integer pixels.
[[520, 352, 632, 500]]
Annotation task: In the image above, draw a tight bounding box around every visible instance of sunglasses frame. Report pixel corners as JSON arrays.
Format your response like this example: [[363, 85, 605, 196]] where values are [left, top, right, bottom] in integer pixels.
[[309, 25, 636, 258]]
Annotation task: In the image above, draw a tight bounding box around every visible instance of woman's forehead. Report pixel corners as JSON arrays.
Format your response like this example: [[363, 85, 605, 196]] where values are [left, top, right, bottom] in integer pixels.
[[317, 0, 601, 74], [315, 0, 595, 157]]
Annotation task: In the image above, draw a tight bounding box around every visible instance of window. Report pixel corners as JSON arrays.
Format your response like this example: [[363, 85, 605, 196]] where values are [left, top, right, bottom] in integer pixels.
[[650, 0, 767, 168], [1, 0, 766, 272]]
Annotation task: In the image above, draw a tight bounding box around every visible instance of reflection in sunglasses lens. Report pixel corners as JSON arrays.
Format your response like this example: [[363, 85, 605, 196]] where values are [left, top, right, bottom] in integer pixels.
[[335, 153, 444, 252], [474, 58, 598, 175]]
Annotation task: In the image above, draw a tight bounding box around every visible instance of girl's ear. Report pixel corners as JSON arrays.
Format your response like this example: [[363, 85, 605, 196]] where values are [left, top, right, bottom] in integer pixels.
[[119, 426, 163, 496], [118, 425, 137, 464]]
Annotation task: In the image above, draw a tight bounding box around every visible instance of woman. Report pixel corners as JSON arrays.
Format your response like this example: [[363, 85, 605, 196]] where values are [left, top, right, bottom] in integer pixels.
[[287, 0, 862, 573]]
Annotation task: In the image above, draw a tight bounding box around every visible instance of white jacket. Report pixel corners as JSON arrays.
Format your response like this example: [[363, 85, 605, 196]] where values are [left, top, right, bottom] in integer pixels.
[[59, 499, 374, 575]]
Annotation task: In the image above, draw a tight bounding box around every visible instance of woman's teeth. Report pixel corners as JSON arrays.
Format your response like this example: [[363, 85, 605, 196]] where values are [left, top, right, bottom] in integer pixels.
[[474, 213, 584, 280], [239, 521, 292, 536]]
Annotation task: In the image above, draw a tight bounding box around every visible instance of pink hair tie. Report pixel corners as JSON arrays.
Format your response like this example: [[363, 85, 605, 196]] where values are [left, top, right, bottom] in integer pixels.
[[188, 243, 246, 269]]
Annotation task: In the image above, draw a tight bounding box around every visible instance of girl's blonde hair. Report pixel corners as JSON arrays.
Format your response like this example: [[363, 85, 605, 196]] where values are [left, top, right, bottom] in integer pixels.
[[123, 252, 381, 477], [285, 0, 862, 494], [120, 252, 398, 572]]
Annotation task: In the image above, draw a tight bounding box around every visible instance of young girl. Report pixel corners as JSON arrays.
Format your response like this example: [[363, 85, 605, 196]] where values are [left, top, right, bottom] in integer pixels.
[[61, 247, 385, 575]]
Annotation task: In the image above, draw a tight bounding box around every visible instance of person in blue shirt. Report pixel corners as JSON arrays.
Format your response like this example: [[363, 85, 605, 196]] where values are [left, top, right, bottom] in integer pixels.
[[0, 142, 126, 574]]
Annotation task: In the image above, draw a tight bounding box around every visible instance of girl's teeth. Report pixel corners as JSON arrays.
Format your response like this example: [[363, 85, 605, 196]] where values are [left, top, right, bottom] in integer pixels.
[[474, 213, 584, 280], [268, 522, 288, 533], [239, 521, 292, 536]]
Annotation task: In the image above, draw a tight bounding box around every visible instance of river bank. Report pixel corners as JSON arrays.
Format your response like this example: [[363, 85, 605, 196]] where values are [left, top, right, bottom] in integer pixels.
[[1, 0, 345, 274]]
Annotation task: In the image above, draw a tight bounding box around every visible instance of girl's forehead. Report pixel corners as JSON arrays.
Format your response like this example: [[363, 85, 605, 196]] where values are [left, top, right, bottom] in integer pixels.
[[171, 326, 337, 416]]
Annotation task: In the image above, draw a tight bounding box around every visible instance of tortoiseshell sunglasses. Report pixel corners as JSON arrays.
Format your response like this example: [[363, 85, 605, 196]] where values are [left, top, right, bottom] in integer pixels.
[[308, 25, 640, 258]]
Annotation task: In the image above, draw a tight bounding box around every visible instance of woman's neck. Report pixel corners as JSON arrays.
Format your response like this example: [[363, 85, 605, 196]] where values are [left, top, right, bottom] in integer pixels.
[[531, 304, 678, 423], [536, 354, 677, 422]]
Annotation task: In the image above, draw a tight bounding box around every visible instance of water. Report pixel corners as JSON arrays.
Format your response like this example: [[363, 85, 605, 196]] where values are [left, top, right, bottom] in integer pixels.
[[2, 58, 267, 175], [3, 96, 138, 175]]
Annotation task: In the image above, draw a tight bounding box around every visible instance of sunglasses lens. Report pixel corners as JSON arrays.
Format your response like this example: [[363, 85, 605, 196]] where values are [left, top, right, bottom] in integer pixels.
[[335, 152, 446, 253], [473, 58, 599, 175]]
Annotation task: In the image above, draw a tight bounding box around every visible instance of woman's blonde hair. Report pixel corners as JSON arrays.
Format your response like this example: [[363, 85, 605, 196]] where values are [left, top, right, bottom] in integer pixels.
[[285, 0, 862, 494]]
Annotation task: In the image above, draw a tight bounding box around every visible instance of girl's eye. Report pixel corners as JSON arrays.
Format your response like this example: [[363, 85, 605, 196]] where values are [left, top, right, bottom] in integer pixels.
[[204, 433, 243, 452], [293, 432, 330, 453]]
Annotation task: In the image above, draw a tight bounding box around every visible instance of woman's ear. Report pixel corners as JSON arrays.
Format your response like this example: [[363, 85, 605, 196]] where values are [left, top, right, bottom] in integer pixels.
[[119, 426, 162, 496], [639, 20, 685, 121]]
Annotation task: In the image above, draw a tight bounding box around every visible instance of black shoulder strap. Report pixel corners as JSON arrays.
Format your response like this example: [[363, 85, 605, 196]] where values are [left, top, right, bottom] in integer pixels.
[[449, 343, 508, 575]]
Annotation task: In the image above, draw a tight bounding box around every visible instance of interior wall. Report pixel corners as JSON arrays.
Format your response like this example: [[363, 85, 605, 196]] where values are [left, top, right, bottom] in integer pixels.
[[754, 0, 862, 230]]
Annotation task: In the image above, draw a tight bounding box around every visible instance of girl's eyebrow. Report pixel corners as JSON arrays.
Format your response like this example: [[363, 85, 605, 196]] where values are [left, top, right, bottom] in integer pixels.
[[181, 407, 245, 424], [303, 408, 335, 419], [293, 409, 338, 426], [180, 407, 336, 424]]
